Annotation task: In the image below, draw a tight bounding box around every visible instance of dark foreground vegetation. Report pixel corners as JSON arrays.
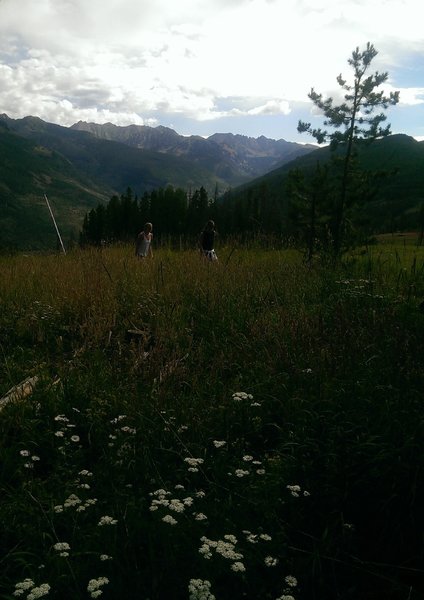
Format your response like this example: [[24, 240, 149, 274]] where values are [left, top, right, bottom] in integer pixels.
[[1, 240, 424, 600]]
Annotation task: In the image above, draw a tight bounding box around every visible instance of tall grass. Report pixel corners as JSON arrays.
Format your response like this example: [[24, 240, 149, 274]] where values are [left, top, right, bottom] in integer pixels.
[[1, 243, 424, 599]]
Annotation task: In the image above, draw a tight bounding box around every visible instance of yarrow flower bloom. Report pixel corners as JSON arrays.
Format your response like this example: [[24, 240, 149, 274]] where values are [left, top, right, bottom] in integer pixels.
[[100, 554, 112, 561], [235, 469, 249, 477], [53, 542, 70, 557], [242, 455, 253, 462], [188, 578, 215, 600], [19, 450, 30, 457], [194, 512, 207, 521], [264, 556, 279, 567], [162, 514, 178, 525], [70, 435, 80, 443], [98, 515, 117, 526], [232, 391, 253, 401], [13, 579, 35, 595], [87, 577, 109, 599], [27, 583, 51, 600], [285, 575, 298, 587], [213, 440, 226, 448], [230, 561, 246, 572]]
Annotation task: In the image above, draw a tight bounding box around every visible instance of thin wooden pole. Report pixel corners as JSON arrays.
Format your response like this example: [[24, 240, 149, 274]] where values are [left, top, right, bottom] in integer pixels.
[[44, 194, 66, 254]]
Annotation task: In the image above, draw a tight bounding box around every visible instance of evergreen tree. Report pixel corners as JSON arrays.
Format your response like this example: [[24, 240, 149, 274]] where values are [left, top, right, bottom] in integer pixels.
[[298, 42, 399, 256]]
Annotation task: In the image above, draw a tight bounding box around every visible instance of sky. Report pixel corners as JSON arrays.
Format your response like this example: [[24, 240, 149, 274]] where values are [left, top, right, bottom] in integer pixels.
[[0, 0, 423, 143]]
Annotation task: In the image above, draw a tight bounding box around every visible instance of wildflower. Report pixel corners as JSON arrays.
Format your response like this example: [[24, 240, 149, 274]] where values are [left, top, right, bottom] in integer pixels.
[[174, 484, 185, 490], [188, 467, 199, 473], [70, 435, 80, 443], [53, 505, 63, 513], [19, 450, 30, 457], [100, 554, 112, 561], [54, 431, 64, 438], [14, 579, 35, 594], [31, 455, 40, 461], [213, 440, 226, 448], [286, 484, 301, 497], [231, 562, 246, 572], [242, 455, 253, 462], [196, 490, 206, 498], [53, 542, 70, 552], [265, 556, 278, 567], [78, 470, 93, 477], [256, 469, 266, 475], [162, 514, 177, 525], [194, 512, 207, 521], [183, 497, 193, 507], [169, 499, 185, 513], [235, 469, 249, 477], [260, 533, 272, 541], [98, 515, 117, 526], [27, 583, 51, 599], [276, 596, 295, 600], [184, 457, 204, 467], [64, 494, 81, 508], [77, 483, 91, 489], [87, 577, 109, 598], [199, 543, 212, 559], [54, 415, 69, 422], [24, 462, 34, 469], [188, 578, 215, 600], [232, 391, 253, 401], [251, 402, 262, 407], [246, 533, 258, 543], [285, 575, 298, 587]]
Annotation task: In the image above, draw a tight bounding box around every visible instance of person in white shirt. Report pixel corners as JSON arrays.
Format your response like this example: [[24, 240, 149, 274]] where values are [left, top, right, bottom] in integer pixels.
[[135, 222, 153, 258]]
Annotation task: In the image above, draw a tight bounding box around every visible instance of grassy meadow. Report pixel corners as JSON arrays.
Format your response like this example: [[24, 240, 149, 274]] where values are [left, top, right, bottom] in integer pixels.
[[1, 241, 424, 600]]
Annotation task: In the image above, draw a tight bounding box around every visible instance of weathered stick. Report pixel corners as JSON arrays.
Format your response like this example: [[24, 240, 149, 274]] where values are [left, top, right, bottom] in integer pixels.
[[0, 376, 39, 412]]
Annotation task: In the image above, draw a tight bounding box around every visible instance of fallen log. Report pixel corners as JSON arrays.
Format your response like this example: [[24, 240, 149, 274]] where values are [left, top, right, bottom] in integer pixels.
[[0, 375, 39, 412]]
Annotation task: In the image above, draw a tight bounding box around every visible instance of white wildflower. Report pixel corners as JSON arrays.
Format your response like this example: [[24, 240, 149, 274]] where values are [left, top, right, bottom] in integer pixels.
[[265, 556, 279, 567], [162, 514, 177, 525], [27, 583, 51, 599], [98, 515, 117, 526], [213, 440, 226, 448], [19, 450, 30, 457], [256, 469, 266, 475], [188, 578, 215, 600], [64, 494, 81, 508], [100, 555, 112, 561], [78, 470, 93, 477], [242, 455, 253, 462], [231, 561, 246, 572], [184, 457, 204, 467], [14, 579, 35, 591], [194, 512, 207, 521], [53, 542, 70, 552], [70, 435, 80, 443], [235, 469, 249, 477], [31, 455, 40, 461], [195, 490, 206, 498], [260, 533, 272, 541], [54, 431, 64, 437], [285, 575, 298, 587]]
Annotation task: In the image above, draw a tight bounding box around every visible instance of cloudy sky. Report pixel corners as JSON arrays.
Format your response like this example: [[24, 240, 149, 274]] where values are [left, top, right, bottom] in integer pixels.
[[0, 0, 423, 142]]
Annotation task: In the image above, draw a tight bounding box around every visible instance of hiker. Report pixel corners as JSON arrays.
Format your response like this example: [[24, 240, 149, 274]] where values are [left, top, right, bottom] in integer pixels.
[[199, 220, 218, 261], [135, 222, 153, 258]]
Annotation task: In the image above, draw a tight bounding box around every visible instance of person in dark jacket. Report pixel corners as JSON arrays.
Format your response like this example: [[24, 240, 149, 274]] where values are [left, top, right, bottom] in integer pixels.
[[199, 220, 218, 261]]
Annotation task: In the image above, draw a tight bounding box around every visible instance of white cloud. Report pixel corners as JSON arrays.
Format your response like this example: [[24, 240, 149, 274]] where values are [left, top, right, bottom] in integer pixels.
[[0, 0, 423, 137]]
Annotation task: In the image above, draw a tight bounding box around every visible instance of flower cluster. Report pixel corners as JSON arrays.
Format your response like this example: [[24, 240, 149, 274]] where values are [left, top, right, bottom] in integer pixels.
[[232, 391, 254, 402], [286, 484, 310, 498], [188, 578, 215, 600], [13, 579, 50, 599], [53, 542, 70, 557], [184, 457, 204, 473], [199, 535, 245, 572], [98, 515, 118, 526], [87, 577, 109, 598]]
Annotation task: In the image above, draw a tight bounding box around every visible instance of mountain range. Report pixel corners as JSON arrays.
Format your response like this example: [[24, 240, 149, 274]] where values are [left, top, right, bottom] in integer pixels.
[[0, 114, 315, 249], [0, 113, 423, 250]]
